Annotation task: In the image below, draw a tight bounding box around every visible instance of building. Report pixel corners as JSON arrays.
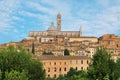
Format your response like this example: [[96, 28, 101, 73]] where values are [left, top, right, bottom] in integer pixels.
[[27, 13, 98, 55], [36, 55, 91, 78], [99, 34, 120, 54], [28, 13, 98, 43], [0, 13, 120, 61], [28, 13, 83, 40]]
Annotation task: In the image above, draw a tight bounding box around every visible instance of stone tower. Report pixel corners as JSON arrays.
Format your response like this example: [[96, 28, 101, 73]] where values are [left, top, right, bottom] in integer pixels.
[[57, 12, 61, 31], [80, 26, 82, 36]]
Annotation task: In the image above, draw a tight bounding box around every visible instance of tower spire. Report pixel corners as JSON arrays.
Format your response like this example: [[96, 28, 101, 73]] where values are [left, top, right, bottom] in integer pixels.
[[57, 12, 61, 31]]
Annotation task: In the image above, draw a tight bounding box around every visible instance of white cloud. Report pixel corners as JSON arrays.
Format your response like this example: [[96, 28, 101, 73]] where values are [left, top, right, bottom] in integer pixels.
[[0, 0, 20, 33], [0, 0, 120, 40], [87, 6, 120, 36]]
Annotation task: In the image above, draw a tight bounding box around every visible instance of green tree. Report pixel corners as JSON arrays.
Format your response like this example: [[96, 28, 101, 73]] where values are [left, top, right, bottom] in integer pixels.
[[0, 45, 45, 80], [5, 70, 28, 80], [66, 68, 76, 77], [114, 58, 120, 80], [32, 42, 35, 54], [0, 70, 2, 80], [57, 74, 66, 80], [103, 74, 109, 80], [27, 59, 45, 80], [66, 68, 89, 80], [64, 49, 70, 55], [88, 47, 114, 80]]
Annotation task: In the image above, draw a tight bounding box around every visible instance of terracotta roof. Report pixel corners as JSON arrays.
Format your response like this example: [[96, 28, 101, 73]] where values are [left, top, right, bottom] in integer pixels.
[[69, 36, 97, 38], [36, 55, 91, 60]]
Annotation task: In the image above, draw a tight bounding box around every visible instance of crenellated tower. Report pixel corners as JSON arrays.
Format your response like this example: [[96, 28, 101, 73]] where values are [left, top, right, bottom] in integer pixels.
[[57, 12, 61, 31]]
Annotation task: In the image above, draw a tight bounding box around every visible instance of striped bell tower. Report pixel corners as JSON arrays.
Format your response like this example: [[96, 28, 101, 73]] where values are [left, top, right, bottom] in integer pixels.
[[57, 12, 61, 31]]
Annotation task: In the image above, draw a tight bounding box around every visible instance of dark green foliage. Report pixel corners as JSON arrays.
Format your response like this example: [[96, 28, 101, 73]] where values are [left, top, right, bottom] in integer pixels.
[[0, 70, 2, 80], [0, 45, 45, 80], [57, 75, 65, 80], [32, 42, 35, 54], [66, 68, 76, 77], [64, 49, 69, 55], [62, 68, 89, 80], [4, 70, 28, 80], [87, 47, 116, 80], [27, 59, 46, 80], [114, 58, 120, 80], [45, 77, 55, 80]]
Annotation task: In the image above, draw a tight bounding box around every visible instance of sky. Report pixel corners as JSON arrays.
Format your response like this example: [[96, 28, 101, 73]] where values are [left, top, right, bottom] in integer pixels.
[[0, 0, 120, 44]]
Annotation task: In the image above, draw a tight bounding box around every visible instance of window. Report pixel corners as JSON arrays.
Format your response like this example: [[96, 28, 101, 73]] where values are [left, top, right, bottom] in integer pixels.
[[59, 68, 61, 72], [81, 60, 83, 64], [54, 62, 56, 65], [48, 68, 50, 72], [75, 67, 78, 70], [54, 74, 56, 78], [49, 62, 51, 65], [117, 44, 119, 48], [81, 67, 83, 70], [64, 62, 66, 65], [48, 74, 50, 77], [54, 68, 56, 72], [64, 67, 66, 71], [87, 60, 89, 64]]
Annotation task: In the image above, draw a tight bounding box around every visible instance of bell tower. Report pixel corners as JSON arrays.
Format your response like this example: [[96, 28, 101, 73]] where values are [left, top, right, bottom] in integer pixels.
[[57, 12, 61, 31]]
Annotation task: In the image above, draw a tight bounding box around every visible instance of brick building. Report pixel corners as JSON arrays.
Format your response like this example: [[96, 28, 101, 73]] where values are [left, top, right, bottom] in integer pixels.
[[36, 55, 91, 78]]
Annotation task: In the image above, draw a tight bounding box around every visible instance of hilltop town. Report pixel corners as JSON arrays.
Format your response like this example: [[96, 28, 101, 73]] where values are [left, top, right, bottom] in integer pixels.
[[1, 13, 120, 58], [0, 13, 120, 78]]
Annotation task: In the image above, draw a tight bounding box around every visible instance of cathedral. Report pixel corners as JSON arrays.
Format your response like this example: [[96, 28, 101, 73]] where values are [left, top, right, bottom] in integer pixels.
[[28, 13, 82, 40], [28, 13, 98, 44]]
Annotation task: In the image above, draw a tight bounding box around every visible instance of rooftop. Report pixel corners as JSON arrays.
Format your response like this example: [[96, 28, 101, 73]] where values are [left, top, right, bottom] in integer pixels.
[[35, 55, 91, 60]]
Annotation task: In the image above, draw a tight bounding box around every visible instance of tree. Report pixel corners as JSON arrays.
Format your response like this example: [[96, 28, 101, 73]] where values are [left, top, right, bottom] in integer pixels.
[[32, 42, 35, 54], [66, 68, 76, 77], [0, 45, 45, 80], [64, 49, 70, 55], [88, 47, 115, 80], [0, 70, 2, 80], [66, 68, 89, 80], [5, 70, 28, 80], [114, 58, 120, 80], [57, 74, 65, 80], [27, 59, 45, 80]]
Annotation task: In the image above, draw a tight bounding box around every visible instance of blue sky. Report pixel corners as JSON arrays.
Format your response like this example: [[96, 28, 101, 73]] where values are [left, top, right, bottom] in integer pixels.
[[0, 0, 120, 44]]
